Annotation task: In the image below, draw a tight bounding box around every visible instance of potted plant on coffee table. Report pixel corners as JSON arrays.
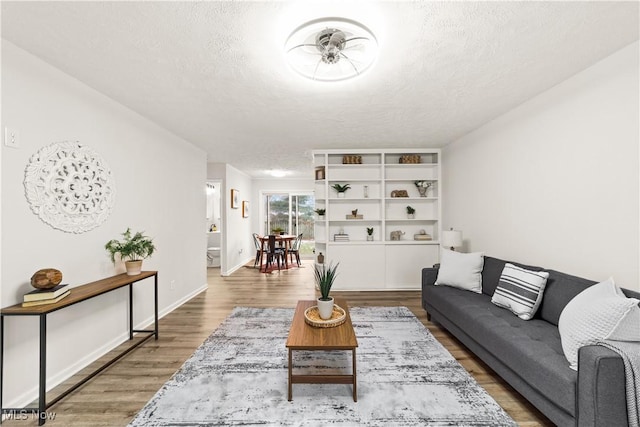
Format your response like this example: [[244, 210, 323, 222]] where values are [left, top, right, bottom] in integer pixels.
[[105, 228, 156, 276], [314, 262, 339, 320]]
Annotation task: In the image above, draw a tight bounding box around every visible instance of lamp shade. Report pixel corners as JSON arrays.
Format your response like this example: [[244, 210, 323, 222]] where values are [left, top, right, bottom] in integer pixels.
[[441, 229, 463, 249]]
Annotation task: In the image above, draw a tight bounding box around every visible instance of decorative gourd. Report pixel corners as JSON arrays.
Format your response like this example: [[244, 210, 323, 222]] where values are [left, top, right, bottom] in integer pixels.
[[30, 268, 63, 289]]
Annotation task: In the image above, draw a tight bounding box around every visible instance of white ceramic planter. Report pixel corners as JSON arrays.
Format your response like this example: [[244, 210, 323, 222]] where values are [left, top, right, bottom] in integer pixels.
[[317, 297, 334, 320], [337, 193, 345, 198]]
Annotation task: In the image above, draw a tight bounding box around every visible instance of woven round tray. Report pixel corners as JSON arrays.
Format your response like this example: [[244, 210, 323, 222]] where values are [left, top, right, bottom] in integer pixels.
[[304, 304, 346, 328]]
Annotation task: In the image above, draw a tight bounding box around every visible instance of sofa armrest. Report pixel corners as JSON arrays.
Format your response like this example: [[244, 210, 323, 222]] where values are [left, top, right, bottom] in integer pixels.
[[577, 345, 628, 427], [421, 267, 439, 317], [422, 267, 438, 288]]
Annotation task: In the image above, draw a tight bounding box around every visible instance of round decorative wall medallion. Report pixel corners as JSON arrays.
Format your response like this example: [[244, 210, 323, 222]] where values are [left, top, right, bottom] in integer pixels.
[[24, 141, 116, 233]]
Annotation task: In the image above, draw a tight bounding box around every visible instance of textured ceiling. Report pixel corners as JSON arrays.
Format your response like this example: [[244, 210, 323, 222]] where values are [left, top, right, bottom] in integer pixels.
[[2, 1, 638, 178]]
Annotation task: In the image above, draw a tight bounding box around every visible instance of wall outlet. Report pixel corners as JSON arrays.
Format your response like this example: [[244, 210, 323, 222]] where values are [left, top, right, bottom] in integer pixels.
[[170, 280, 176, 290], [239, 248, 243, 254], [4, 127, 19, 148]]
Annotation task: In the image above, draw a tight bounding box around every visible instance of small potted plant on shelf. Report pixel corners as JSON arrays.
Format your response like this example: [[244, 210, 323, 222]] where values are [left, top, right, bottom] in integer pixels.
[[314, 262, 339, 320], [406, 205, 416, 219], [331, 183, 351, 198], [105, 228, 156, 276], [414, 180, 433, 197], [366, 227, 374, 241], [314, 208, 326, 219]]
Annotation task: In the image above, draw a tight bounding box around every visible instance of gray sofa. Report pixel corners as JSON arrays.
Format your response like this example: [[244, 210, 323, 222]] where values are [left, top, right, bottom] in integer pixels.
[[422, 255, 639, 426]]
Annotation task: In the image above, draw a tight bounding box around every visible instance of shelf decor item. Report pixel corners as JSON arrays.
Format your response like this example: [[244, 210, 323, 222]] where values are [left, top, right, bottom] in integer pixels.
[[314, 208, 326, 219], [406, 206, 416, 219], [105, 228, 156, 275], [414, 229, 433, 241], [414, 181, 433, 197], [390, 230, 405, 241], [390, 190, 409, 198], [342, 155, 362, 164], [367, 227, 374, 241], [331, 183, 351, 198], [399, 154, 421, 164], [314, 262, 339, 320]]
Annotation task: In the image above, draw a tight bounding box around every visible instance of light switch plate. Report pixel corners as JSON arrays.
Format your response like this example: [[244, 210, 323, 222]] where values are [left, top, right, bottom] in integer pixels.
[[4, 127, 19, 148]]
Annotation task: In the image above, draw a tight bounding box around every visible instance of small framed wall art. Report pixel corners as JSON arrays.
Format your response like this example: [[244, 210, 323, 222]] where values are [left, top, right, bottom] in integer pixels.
[[231, 189, 239, 208], [242, 201, 249, 218]]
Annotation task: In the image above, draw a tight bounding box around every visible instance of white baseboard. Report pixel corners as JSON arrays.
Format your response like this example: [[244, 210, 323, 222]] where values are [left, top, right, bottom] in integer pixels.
[[222, 256, 254, 276], [3, 283, 209, 413]]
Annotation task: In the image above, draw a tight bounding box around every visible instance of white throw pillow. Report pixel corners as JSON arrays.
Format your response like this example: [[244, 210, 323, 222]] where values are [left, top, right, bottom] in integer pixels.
[[558, 278, 640, 370], [435, 249, 484, 293], [491, 264, 549, 320]]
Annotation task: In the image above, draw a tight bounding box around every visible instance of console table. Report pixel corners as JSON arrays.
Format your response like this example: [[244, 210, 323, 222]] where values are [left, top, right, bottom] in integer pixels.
[[0, 271, 158, 425]]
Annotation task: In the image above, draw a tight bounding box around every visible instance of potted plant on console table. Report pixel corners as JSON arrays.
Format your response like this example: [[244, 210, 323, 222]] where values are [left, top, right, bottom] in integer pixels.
[[314, 262, 339, 320], [105, 228, 156, 276]]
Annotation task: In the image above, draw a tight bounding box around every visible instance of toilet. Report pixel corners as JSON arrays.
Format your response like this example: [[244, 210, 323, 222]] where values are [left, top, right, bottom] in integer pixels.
[[207, 247, 221, 267]]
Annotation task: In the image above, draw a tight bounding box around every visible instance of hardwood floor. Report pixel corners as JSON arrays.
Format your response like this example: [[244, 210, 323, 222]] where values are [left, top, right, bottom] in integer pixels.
[[4, 260, 553, 426]]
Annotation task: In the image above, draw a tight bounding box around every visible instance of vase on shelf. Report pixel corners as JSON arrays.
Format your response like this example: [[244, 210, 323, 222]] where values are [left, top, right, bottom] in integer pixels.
[[418, 187, 428, 197]]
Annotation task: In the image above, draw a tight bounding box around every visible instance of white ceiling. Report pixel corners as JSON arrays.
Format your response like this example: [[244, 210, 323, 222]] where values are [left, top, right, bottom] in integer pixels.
[[2, 1, 638, 178]]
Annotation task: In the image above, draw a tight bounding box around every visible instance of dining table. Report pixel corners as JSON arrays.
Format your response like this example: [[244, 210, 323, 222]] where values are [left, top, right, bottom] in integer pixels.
[[258, 234, 297, 272]]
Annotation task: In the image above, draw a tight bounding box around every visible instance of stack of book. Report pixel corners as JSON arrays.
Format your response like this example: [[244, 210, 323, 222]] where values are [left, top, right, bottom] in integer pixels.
[[334, 234, 350, 242], [22, 284, 70, 307]]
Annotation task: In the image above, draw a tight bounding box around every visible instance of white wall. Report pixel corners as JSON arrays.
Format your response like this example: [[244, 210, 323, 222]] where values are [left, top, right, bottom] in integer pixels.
[[443, 41, 639, 289], [1, 40, 207, 407]]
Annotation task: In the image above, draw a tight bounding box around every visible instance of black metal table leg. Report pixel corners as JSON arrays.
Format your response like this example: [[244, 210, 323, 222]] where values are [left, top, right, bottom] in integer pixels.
[[1, 315, 4, 424], [129, 284, 133, 340], [38, 315, 46, 426], [154, 274, 158, 340]]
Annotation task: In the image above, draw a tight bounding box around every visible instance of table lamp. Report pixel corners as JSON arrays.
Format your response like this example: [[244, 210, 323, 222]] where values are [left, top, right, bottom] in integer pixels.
[[441, 228, 463, 251]]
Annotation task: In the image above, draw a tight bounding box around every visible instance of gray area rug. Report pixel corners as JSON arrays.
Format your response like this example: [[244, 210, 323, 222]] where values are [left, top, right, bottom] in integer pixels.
[[129, 306, 515, 426]]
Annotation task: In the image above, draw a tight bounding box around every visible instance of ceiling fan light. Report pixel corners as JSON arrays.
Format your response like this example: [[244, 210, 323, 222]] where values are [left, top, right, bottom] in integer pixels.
[[285, 18, 377, 82]]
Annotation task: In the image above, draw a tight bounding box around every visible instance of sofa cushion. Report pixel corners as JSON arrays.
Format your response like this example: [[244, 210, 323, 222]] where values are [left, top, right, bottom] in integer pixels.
[[482, 257, 597, 326], [425, 284, 577, 416], [435, 249, 484, 293], [481, 257, 544, 297], [558, 278, 640, 370], [537, 270, 596, 326], [491, 263, 549, 320]]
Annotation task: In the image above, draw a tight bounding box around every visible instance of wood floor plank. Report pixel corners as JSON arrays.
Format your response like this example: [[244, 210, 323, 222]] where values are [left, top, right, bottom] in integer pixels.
[[2, 261, 553, 426]]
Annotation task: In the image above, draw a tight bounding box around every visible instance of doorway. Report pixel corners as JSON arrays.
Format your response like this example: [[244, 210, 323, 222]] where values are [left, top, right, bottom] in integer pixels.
[[263, 192, 315, 258], [206, 180, 222, 268]]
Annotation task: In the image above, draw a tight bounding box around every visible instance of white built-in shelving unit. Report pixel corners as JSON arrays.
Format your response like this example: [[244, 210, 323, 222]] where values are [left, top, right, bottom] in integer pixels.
[[313, 149, 441, 290]]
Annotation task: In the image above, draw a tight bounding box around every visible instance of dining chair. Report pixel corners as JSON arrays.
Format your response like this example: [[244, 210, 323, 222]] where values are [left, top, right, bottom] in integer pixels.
[[252, 233, 263, 268], [265, 234, 285, 272], [288, 233, 303, 266]]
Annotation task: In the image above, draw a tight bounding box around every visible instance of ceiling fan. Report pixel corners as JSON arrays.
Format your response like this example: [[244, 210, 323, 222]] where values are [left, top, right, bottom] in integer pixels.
[[285, 18, 378, 82]]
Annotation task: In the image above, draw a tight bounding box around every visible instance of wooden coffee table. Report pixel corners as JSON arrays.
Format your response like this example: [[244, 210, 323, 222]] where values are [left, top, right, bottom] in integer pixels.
[[286, 299, 358, 401]]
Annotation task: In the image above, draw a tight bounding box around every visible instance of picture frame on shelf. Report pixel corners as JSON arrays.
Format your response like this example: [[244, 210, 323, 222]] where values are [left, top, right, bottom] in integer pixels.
[[231, 189, 239, 208], [242, 201, 249, 218]]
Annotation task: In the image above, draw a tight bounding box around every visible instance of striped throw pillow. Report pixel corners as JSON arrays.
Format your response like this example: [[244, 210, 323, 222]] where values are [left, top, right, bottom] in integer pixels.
[[491, 263, 550, 320]]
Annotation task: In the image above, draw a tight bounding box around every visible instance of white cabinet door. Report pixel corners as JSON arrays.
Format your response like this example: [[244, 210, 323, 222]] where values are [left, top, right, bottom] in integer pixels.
[[327, 243, 385, 290]]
